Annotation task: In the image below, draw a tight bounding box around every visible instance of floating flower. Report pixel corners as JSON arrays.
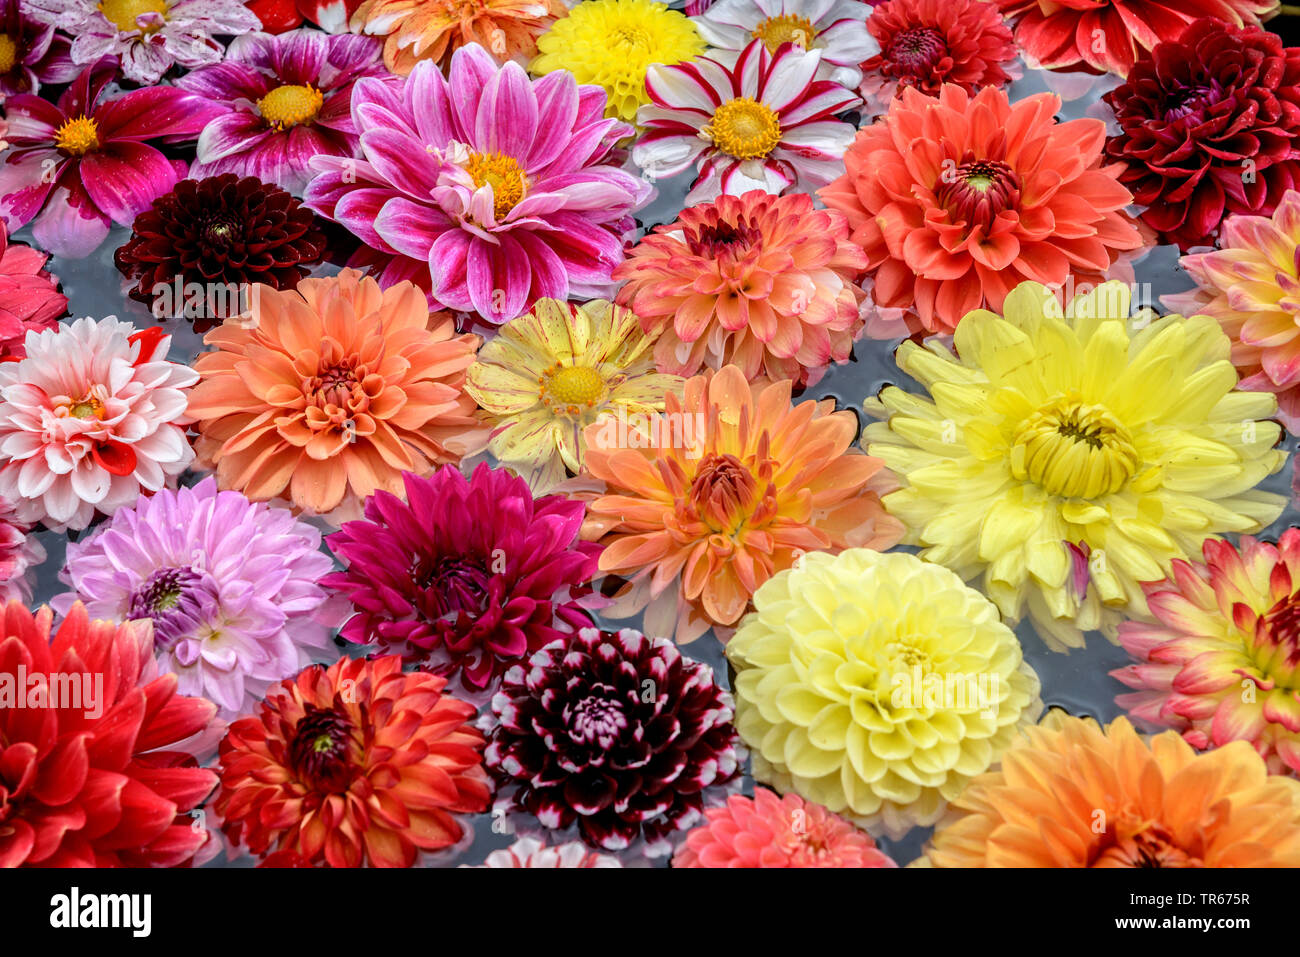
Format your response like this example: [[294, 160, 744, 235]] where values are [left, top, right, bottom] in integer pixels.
[[613, 189, 866, 385], [322, 464, 602, 692], [920, 711, 1300, 867], [1102, 19, 1300, 252], [216, 654, 491, 867], [464, 298, 682, 493], [186, 269, 485, 520], [114, 175, 327, 325], [581, 364, 904, 644], [176, 29, 388, 195], [0, 60, 221, 259], [634, 39, 860, 204], [819, 84, 1142, 338], [247, 0, 363, 33], [53, 478, 344, 717], [674, 788, 898, 867], [530, 0, 705, 124], [0, 219, 66, 360], [485, 626, 743, 855], [305, 46, 650, 323], [863, 280, 1288, 651], [0, 499, 44, 604], [0, 0, 78, 97], [26, 0, 262, 85], [0, 602, 217, 867], [0, 317, 197, 532], [468, 836, 624, 868]]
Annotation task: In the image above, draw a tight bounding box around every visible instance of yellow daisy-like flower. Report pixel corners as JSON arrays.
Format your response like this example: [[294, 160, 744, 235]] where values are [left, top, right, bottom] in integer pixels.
[[863, 280, 1288, 653], [464, 298, 683, 492], [529, 0, 706, 124], [727, 548, 1043, 839]]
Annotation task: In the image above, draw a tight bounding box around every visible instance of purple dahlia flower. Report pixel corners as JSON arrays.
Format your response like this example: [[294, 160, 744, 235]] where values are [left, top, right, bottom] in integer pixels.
[[0, 0, 78, 97], [53, 477, 347, 717], [304, 43, 652, 324]]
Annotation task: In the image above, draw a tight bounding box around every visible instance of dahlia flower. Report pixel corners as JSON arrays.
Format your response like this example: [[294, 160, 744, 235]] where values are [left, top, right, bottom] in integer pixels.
[[485, 626, 743, 855], [0, 317, 197, 532], [863, 280, 1288, 652], [819, 84, 1142, 338], [613, 189, 867, 385], [25, 0, 262, 85], [920, 711, 1300, 867], [0, 499, 44, 604], [690, 0, 877, 89], [0, 602, 217, 867], [674, 788, 898, 868], [246, 0, 362, 33], [530, 0, 706, 124], [1103, 19, 1300, 252], [186, 269, 485, 520], [0, 220, 66, 360], [581, 364, 904, 644], [0, 0, 78, 97], [305, 46, 650, 323], [634, 39, 860, 203], [216, 654, 491, 867], [177, 29, 388, 195], [995, 0, 1278, 77], [469, 836, 624, 868], [322, 464, 602, 692], [53, 478, 345, 717]]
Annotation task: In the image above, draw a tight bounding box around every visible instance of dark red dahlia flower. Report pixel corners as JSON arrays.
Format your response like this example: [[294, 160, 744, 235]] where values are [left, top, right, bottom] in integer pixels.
[[114, 174, 326, 325], [1103, 18, 1300, 250], [322, 463, 602, 693], [486, 626, 743, 855]]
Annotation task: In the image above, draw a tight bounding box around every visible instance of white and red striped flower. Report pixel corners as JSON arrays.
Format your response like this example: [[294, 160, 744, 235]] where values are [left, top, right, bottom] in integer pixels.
[[633, 38, 860, 204]]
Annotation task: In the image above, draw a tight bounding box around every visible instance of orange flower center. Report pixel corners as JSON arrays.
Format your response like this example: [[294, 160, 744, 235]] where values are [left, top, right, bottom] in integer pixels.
[[67, 394, 106, 420], [55, 115, 100, 156], [703, 98, 782, 161], [751, 14, 816, 52], [540, 364, 606, 414], [0, 35, 17, 75], [308, 361, 364, 418], [935, 156, 1021, 231], [688, 452, 776, 534], [99, 0, 168, 34], [258, 84, 324, 130], [1010, 394, 1139, 499], [465, 151, 527, 221], [1092, 817, 1201, 868]]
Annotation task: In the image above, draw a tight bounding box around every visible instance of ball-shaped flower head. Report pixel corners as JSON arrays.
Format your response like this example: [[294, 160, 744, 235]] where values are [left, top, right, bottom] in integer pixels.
[[216, 654, 490, 868], [727, 548, 1042, 838], [863, 280, 1288, 652]]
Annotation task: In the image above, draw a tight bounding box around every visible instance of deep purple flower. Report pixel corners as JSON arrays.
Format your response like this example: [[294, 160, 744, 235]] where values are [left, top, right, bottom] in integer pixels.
[[322, 463, 603, 695], [176, 29, 388, 195], [0, 0, 78, 96]]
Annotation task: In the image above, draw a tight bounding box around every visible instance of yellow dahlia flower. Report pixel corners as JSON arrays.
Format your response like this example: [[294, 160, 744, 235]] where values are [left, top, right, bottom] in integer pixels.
[[864, 280, 1288, 652], [529, 0, 706, 124], [727, 548, 1043, 838], [464, 298, 683, 492]]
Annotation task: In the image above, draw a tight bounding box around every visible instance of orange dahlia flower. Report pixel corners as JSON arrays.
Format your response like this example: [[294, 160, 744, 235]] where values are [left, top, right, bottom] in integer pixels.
[[921, 711, 1300, 868], [580, 364, 904, 643], [819, 84, 1143, 337], [187, 269, 486, 521]]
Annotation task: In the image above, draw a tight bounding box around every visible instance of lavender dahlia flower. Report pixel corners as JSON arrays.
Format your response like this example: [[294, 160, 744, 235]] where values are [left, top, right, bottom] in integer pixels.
[[54, 477, 346, 717], [304, 43, 652, 324]]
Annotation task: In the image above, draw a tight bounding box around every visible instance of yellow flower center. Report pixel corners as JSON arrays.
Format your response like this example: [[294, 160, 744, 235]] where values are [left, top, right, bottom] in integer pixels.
[[258, 84, 324, 130], [99, 0, 168, 34], [542, 365, 605, 410], [751, 14, 816, 52], [1010, 395, 1139, 499], [68, 395, 106, 420], [611, 25, 652, 48], [0, 35, 17, 74], [55, 116, 100, 156], [703, 98, 782, 161], [465, 151, 527, 221]]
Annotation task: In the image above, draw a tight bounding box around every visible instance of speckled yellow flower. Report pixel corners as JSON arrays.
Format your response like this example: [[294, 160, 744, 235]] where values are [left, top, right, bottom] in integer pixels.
[[863, 280, 1288, 653], [727, 548, 1043, 838], [529, 0, 706, 123], [464, 298, 683, 492]]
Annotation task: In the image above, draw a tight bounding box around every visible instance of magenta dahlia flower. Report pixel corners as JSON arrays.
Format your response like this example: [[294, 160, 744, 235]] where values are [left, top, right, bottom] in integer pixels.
[[304, 44, 651, 323], [322, 463, 602, 694], [0, 220, 66, 360], [176, 29, 388, 195], [0, 0, 78, 96], [0, 60, 222, 258]]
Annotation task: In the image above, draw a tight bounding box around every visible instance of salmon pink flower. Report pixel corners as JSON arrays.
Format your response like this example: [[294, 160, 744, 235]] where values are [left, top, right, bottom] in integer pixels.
[[0, 220, 66, 361]]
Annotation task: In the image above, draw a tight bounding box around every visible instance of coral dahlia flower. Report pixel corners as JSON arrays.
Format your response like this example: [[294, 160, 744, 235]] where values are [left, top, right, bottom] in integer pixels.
[[216, 654, 491, 867], [613, 189, 867, 385], [186, 269, 486, 520], [581, 364, 904, 644], [0, 602, 218, 867], [819, 84, 1143, 337], [921, 711, 1300, 867], [0, 0, 78, 97], [0, 220, 66, 360]]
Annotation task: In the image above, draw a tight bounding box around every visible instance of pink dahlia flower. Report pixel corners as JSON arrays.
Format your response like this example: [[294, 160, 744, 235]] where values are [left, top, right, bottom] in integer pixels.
[[469, 836, 624, 868], [0, 319, 197, 531], [0, 0, 79, 97], [0, 60, 222, 258], [0, 220, 66, 361], [177, 29, 388, 195], [305, 44, 651, 323], [0, 497, 45, 605], [634, 38, 860, 204]]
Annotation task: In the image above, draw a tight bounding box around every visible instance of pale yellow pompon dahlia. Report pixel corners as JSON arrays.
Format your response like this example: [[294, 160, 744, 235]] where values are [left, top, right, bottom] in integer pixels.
[[464, 298, 683, 493], [863, 280, 1288, 653], [726, 549, 1043, 839], [530, 0, 706, 124]]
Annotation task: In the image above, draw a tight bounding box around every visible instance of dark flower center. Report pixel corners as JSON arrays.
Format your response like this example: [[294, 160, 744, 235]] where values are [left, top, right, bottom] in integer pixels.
[[686, 219, 762, 259], [887, 27, 947, 74], [287, 705, 355, 793], [566, 692, 628, 746], [935, 156, 1021, 231], [412, 555, 493, 618], [1162, 81, 1225, 121], [1093, 818, 1200, 868], [128, 566, 213, 650]]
